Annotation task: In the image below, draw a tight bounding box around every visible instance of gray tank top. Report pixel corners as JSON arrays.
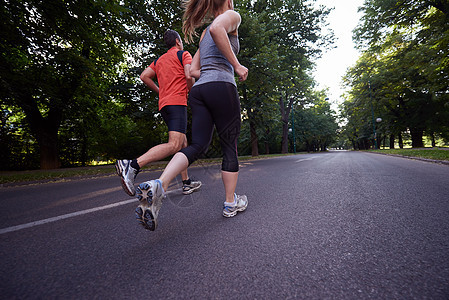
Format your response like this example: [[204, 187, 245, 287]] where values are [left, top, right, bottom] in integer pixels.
[[194, 26, 240, 87]]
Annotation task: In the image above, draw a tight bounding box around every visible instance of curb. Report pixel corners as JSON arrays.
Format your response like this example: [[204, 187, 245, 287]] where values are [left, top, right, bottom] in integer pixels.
[[368, 151, 449, 166]]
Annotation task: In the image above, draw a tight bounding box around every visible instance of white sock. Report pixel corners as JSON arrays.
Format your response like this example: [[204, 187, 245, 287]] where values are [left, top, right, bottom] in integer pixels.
[[156, 179, 165, 194], [224, 199, 236, 206]]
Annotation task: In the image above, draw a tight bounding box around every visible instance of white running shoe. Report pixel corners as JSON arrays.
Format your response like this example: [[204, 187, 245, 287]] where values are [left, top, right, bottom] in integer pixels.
[[223, 194, 248, 218], [182, 179, 202, 195], [135, 179, 165, 231], [115, 159, 139, 196]]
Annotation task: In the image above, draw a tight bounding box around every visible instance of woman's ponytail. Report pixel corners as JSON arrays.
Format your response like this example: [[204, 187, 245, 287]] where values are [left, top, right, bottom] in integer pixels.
[[182, 0, 227, 43]]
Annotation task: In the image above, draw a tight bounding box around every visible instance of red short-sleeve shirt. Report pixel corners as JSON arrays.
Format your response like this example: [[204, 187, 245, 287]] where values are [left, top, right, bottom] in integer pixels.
[[149, 47, 192, 110]]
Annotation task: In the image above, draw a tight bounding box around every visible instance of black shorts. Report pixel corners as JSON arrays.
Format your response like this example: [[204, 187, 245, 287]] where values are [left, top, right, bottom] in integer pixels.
[[160, 105, 187, 134]]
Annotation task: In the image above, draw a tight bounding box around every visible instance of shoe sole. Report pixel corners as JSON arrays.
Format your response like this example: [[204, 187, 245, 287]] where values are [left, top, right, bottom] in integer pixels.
[[135, 206, 156, 231], [135, 182, 158, 231], [223, 211, 237, 218], [182, 182, 202, 195], [223, 204, 247, 218], [115, 161, 135, 197]]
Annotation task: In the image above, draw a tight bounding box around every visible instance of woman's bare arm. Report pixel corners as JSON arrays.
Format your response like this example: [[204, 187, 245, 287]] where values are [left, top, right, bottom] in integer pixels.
[[209, 10, 248, 81]]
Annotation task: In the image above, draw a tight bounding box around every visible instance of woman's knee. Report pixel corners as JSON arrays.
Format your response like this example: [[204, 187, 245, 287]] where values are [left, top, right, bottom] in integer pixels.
[[222, 155, 239, 172], [181, 143, 208, 165]]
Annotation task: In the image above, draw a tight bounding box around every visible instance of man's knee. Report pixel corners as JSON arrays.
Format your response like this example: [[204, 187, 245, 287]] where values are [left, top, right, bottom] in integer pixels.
[[182, 136, 188, 149], [168, 134, 186, 153]]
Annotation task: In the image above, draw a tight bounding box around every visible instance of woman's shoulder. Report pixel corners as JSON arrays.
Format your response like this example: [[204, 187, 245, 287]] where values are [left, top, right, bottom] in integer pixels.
[[211, 10, 241, 35], [223, 10, 241, 21], [213, 10, 241, 24]]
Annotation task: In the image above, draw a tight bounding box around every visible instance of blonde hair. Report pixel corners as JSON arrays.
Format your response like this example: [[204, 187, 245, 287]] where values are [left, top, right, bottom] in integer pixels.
[[182, 0, 227, 43]]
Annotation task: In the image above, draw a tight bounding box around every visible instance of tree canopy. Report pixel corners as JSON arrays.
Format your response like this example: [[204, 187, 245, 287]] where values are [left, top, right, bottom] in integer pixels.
[[1, 0, 338, 170], [340, 0, 449, 149]]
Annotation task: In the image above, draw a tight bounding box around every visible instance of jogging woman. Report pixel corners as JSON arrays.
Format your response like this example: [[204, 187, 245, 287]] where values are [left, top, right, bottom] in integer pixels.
[[135, 0, 248, 231]]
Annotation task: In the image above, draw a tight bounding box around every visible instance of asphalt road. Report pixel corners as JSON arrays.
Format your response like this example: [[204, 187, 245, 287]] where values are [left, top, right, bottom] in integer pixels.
[[1, 151, 449, 299]]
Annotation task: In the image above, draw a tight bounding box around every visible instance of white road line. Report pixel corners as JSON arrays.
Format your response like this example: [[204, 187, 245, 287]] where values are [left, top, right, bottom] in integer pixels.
[[295, 156, 319, 163], [0, 199, 137, 235], [0, 189, 180, 235]]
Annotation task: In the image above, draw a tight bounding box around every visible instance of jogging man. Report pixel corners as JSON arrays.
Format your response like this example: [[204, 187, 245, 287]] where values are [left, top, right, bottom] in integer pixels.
[[116, 29, 201, 198]]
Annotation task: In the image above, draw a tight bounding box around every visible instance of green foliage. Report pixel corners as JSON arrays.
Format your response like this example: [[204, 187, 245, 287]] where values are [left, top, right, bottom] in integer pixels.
[[292, 92, 338, 152], [0, 0, 174, 170], [0, 0, 135, 168], [1, 0, 340, 170], [237, 0, 334, 155], [1, 105, 40, 170], [342, 0, 449, 149]]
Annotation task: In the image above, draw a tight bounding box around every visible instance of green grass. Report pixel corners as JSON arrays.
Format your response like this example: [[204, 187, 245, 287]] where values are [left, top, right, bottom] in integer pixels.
[[0, 166, 116, 185], [0, 162, 175, 185], [0, 153, 301, 185], [370, 148, 449, 161]]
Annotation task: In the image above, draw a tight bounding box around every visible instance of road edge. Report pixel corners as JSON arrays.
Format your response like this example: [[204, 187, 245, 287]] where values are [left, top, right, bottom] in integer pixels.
[[366, 151, 449, 166]]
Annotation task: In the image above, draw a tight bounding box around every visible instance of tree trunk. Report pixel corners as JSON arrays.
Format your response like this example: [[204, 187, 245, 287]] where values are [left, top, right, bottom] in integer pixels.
[[279, 92, 293, 154], [389, 134, 395, 149], [264, 127, 270, 154], [243, 88, 259, 157], [37, 128, 60, 169], [410, 128, 424, 148], [22, 96, 62, 169], [398, 132, 404, 149], [250, 118, 259, 156], [430, 132, 436, 147], [81, 132, 88, 167], [281, 122, 289, 154]]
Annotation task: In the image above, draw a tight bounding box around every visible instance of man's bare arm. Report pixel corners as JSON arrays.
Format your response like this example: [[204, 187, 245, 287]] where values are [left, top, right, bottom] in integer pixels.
[[140, 66, 159, 93], [184, 63, 195, 91]]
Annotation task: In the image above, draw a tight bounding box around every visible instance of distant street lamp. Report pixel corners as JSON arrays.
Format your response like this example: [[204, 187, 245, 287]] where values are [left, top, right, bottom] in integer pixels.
[[376, 117, 382, 148]]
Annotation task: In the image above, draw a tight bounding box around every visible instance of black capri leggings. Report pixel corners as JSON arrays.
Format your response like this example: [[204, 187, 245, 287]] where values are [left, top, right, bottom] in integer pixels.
[[180, 82, 241, 172]]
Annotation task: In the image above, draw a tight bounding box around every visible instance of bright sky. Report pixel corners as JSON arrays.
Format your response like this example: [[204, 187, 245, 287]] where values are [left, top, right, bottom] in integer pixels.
[[313, 0, 365, 111]]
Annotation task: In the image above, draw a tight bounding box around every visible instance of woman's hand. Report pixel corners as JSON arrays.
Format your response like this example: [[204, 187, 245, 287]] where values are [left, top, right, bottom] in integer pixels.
[[235, 64, 248, 81]]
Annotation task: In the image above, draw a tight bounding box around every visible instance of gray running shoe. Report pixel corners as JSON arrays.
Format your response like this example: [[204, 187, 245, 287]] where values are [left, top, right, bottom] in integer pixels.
[[115, 159, 139, 196], [135, 179, 165, 231], [223, 194, 248, 218], [182, 179, 202, 195]]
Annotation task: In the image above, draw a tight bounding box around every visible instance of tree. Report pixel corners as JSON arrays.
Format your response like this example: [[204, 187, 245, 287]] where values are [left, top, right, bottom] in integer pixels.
[[292, 91, 338, 152], [237, 0, 334, 155], [1, 0, 341, 169], [342, 0, 449, 149], [0, 0, 139, 169]]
